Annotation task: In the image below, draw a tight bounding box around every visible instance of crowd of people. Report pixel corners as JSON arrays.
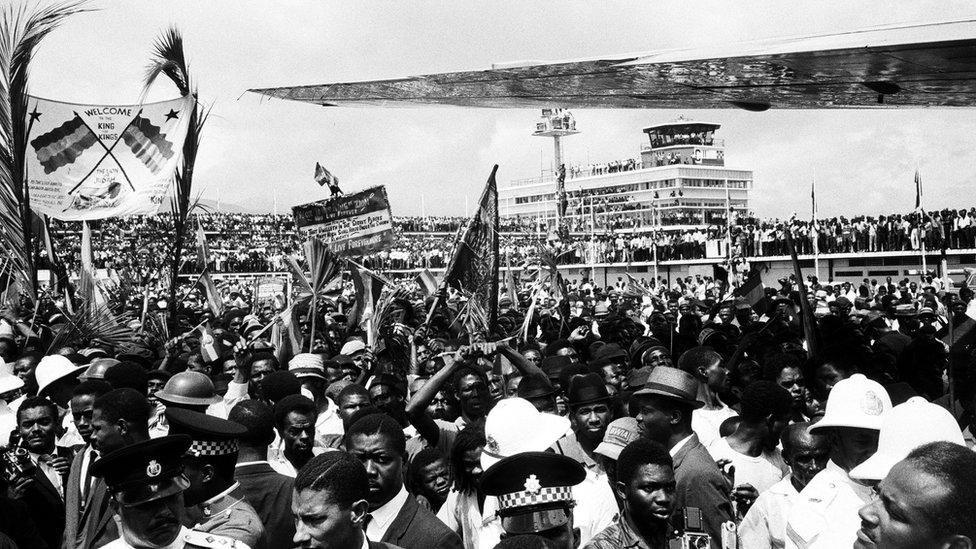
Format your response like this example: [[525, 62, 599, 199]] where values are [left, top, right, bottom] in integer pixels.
[[1, 243, 975, 549], [45, 208, 976, 282]]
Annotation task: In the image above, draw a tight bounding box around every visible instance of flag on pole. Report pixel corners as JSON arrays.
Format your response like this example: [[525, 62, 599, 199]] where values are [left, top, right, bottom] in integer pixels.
[[415, 269, 439, 296], [200, 323, 220, 363], [120, 114, 177, 174], [314, 162, 338, 187], [347, 260, 388, 331], [81, 221, 93, 274], [811, 180, 816, 219], [441, 165, 500, 329], [199, 271, 225, 317], [736, 268, 765, 307], [915, 169, 923, 211], [195, 221, 210, 270]]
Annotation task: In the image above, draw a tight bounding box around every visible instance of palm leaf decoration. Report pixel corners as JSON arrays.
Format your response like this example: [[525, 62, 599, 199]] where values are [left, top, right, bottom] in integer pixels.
[[142, 26, 208, 331], [0, 2, 88, 301], [48, 268, 138, 352]]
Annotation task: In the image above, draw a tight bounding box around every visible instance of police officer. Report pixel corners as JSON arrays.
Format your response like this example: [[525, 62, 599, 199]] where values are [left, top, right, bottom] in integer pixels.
[[480, 451, 586, 549], [165, 408, 266, 549], [785, 374, 892, 549], [91, 435, 246, 548]]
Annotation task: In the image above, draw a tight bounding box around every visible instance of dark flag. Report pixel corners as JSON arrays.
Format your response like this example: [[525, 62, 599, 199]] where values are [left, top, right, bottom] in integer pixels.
[[811, 180, 816, 219], [915, 169, 922, 210], [441, 165, 500, 329], [737, 268, 765, 307], [713, 263, 729, 285]]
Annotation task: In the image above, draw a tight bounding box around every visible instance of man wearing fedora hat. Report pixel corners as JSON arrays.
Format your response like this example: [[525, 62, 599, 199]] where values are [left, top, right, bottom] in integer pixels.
[[632, 366, 733, 549], [554, 373, 614, 479]]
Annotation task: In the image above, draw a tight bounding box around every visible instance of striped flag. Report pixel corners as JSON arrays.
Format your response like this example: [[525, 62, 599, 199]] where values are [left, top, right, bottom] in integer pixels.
[[314, 162, 338, 187], [415, 269, 439, 296], [199, 270, 225, 317], [195, 221, 210, 270], [120, 115, 176, 174], [347, 260, 388, 331], [29, 115, 99, 174], [736, 268, 765, 307], [200, 323, 220, 363]]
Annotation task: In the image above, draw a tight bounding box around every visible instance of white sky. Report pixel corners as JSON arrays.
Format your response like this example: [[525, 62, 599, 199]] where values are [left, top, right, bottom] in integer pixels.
[[27, 1, 976, 219]]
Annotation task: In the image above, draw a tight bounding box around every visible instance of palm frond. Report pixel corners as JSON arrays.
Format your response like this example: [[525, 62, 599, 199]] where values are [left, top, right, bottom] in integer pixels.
[[142, 26, 207, 331], [47, 296, 138, 353], [0, 2, 88, 299]]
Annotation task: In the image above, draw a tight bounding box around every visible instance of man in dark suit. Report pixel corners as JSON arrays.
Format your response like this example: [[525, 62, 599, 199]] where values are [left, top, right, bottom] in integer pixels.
[[293, 452, 403, 549], [632, 367, 734, 549], [76, 388, 152, 548], [10, 396, 72, 549], [345, 412, 462, 549], [230, 400, 297, 546], [63, 380, 112, 549]]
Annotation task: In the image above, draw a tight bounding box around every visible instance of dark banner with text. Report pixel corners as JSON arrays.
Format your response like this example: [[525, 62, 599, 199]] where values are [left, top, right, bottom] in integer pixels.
[[292, 186, 393, 256]]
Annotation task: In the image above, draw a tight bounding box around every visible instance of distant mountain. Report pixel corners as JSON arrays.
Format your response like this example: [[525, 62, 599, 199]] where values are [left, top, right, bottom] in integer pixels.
[[195, 198, 271, 215]]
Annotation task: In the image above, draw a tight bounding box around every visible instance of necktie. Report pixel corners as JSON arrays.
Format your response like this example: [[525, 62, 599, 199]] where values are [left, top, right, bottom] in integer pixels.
[[361, 513, 372, 532], [81, 450, 96, 502]]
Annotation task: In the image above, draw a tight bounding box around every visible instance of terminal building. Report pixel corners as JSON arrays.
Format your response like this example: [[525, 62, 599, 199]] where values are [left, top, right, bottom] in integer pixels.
[[498, 116, 754, 234]]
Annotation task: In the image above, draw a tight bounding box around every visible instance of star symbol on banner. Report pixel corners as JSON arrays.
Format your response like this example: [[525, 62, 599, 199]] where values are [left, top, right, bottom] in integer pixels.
[[29, 108, 41, 123], [165, 109, 179, 121]]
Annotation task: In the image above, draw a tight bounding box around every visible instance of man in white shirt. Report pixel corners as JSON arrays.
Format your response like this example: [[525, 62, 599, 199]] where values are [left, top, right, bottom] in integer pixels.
[[679, 347, 737, 449], [785, 375, 891, 549], [739, 423, 829, 549], [707, 381, 791, 496]]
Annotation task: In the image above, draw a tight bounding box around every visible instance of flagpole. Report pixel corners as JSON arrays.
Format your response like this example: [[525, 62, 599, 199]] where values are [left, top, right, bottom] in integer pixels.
[[917, 168, 927, 276], [812, 179, 820, 282]]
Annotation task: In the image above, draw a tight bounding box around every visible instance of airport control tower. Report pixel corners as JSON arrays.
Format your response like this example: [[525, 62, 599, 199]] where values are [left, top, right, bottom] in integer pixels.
[[532, 109, 579, 237]]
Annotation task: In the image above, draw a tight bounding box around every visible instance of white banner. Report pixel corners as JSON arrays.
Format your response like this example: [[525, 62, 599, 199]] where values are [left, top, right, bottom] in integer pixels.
[[25, 95, 194, 220]]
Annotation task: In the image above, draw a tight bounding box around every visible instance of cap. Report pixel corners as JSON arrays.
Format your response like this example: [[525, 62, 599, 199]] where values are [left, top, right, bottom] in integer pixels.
[[632, 366, 704, 409], [591, 344, 626, 366], [146, 370, 172, 384], [516, 373, 559, 400], [541, 356, 573, 380], [164, 407, 246, 458], [339, 340, 366, 356], [626, 367, 652, 390], [565, 373, 611, 407], [832, 296, 853, 309], [289, 353, 326, 380], [809, 374, 891, 433], [849, 397, 966, 481], [594, 417, 641, 461], [91, 435, 192, 506], [155, 371, 222, 407], [482, 398, 570, 470], [35, 355, 86, 396], [481, 451, 585, 535]]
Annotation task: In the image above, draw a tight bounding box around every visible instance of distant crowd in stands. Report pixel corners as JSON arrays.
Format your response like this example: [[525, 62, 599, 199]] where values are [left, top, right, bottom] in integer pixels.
[[44, 208, 976, 277]]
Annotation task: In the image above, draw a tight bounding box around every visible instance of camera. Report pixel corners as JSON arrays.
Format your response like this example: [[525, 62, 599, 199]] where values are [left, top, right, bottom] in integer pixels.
[[2, 447, 36, 483], [669, 507, 710, 549]]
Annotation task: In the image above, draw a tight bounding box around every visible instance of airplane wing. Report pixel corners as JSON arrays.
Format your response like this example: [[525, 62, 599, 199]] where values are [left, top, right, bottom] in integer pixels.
[[249, 19, 976, 109]]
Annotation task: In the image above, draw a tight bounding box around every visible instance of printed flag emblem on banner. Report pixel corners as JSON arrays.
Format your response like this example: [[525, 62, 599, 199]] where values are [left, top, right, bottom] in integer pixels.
[[25, 95, 194, 220]]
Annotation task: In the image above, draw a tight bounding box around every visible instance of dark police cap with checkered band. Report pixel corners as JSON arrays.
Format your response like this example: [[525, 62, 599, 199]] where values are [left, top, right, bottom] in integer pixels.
[[90, 435, 192, 506], [165, 407, 247, 457], [481, 451, 586, 535]]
